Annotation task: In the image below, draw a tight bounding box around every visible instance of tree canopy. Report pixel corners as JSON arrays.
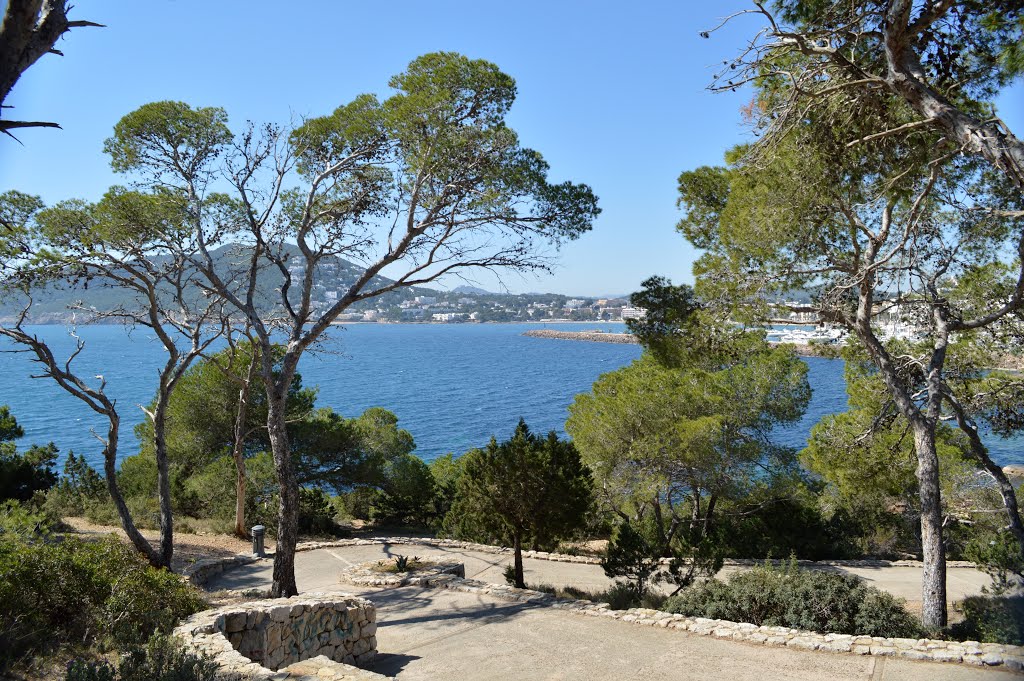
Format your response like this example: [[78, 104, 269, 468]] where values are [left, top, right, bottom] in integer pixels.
[[567, 329, 810, 591], [446, 420, 593, 588]]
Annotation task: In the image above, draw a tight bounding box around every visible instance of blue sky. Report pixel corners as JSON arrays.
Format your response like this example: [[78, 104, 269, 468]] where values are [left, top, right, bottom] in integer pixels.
[[1, 2, 1021, 296]]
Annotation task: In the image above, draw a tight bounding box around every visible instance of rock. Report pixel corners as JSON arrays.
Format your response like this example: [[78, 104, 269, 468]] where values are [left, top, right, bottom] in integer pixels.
[[1003, 464, 1024, 479], [224, 612, 247, 633]]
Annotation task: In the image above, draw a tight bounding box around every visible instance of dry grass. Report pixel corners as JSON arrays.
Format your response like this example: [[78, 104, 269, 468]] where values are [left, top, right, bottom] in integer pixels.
[[61, 516, 275, 573]]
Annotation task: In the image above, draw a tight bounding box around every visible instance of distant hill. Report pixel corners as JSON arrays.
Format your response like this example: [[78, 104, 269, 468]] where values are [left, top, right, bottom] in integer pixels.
[[449, 285, 494, 296], [0, 244, 441, 323]]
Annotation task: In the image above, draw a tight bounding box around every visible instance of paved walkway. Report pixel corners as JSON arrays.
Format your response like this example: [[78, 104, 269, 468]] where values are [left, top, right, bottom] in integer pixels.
[[206, 542, 1011, 680]]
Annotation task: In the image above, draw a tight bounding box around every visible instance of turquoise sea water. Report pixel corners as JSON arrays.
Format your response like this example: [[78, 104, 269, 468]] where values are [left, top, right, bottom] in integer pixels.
[[0, 323, 1020, 469]]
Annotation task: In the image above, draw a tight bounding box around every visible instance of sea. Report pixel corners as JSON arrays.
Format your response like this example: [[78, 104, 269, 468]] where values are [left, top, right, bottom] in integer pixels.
[[0, 322, 1020, 471]]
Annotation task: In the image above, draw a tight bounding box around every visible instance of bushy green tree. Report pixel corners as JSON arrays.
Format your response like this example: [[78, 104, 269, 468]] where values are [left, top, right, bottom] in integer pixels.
[[568, 328, 810, 592], [447, 420, 593, 588], [0, 405, 57, 502], [692, 0, 1024, 629], [803, 347, 982, 558], [135, 342, 316, 536], [98, 51, 599, 596]]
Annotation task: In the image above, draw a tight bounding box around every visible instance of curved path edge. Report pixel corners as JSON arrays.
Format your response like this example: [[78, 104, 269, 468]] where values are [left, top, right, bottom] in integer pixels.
[[182, 537, 1022, 672]]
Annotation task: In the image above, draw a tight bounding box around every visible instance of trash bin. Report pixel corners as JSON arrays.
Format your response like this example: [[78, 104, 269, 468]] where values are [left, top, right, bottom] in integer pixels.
[[252, 525, 266, 557]]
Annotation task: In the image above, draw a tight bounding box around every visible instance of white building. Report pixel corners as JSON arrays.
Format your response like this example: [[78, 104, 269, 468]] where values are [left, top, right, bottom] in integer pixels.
[[565, 298, 588, 310], [621, 306, 646, 320], [432, 312, 466, 322], [415, 296, 437, 305]]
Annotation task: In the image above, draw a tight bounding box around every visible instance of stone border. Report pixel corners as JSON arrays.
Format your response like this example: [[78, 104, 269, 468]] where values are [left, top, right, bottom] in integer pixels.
[[336, 564, 1024, 672], [294, 536, 979, 569], [184, 553, 262, 587], [173, 592, 385, 680], [183, 537, 1017, 670]]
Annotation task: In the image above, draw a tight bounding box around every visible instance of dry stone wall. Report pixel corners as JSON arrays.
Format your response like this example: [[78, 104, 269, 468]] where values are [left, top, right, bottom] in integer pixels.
[[174, 593, 384, 680]]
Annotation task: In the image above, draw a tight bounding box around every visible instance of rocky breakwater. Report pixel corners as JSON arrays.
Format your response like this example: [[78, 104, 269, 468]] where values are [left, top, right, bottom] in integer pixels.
[[522, 329, 639, 344], [174, 593, 384, 680]]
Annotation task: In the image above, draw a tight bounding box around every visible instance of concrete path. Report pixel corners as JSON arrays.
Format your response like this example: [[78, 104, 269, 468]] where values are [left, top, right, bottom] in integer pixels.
[[206, 543, 1011, 680]]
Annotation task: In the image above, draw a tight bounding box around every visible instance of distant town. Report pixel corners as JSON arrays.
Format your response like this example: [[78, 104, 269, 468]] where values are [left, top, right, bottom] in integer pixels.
[[328, 290, 647, 324]]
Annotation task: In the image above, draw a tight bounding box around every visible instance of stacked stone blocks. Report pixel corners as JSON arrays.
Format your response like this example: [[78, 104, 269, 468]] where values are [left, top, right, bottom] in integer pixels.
[[174, 593, 384, 680]]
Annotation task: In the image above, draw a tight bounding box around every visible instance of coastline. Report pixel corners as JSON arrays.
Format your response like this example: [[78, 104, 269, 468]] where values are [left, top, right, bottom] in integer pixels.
[[521, 329, 1024, 369], [522, 329, 832, 359]]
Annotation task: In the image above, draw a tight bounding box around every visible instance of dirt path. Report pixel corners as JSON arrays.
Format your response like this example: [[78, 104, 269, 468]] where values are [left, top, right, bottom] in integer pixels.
[[62, 517, 275, 573]]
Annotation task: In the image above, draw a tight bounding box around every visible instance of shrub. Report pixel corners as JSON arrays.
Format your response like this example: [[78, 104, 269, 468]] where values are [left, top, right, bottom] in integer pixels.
[[65, 633, 218, 681], [663, 560, 922, 638], [529, 581, 644, 610], [0, 406, 59, 502], [0, 498, 60, 540], [297, 487, 343, 536], [601, 521, 662, 596], [951, 596, 1024, 645], [0, 534, 206, 668], [48, 453, 107, 517], [371, 453, 437, 527]]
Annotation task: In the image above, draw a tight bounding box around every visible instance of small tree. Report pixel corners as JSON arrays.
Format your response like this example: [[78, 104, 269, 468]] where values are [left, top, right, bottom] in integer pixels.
[[602, 521, 661, 597], [135, 339, 316, 537], [0, 405, 57, 502], [448, 420, 593, 588]]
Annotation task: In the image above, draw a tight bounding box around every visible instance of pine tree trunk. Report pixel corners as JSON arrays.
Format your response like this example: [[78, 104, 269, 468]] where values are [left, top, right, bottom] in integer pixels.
[[913, 423, 947, 628], [231, 376, 253, 538], [102, 410, 162, 568], [234, 453, 247, 539], [266, 366, 299, 597], [513, 532, 525, 588], [153, 394, 174, 569]]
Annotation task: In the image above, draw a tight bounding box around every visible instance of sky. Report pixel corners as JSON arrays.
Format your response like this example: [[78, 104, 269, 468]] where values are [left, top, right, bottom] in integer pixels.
[[1, 1, 1021, 297]]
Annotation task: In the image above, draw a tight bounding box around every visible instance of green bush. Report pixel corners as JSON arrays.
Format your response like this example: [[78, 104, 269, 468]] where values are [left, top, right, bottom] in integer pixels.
[[663, 560, 922, 638], [298, 487, 344, 536], [0, 498, 60, 540], [951, 595, 1024, 645], [0, 534, 206, 668], [65, 633, 218, 681], [0, 405, 59, 502], [371, 453, 436, 527], [48, 453, 108, 517]]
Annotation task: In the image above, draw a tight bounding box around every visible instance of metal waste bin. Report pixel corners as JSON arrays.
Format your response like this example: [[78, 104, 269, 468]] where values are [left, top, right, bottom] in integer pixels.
[[252, 525, 266, 557]]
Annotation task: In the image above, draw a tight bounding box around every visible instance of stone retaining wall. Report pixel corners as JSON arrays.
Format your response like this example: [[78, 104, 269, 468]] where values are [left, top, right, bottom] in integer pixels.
[[174, 593, 384, 680], [184, 554, 261, 587]]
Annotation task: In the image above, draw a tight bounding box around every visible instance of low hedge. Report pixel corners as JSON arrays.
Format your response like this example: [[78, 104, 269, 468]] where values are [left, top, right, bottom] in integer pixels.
[[663, 560, 923, 638], [951, 595, 1024, 645]]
